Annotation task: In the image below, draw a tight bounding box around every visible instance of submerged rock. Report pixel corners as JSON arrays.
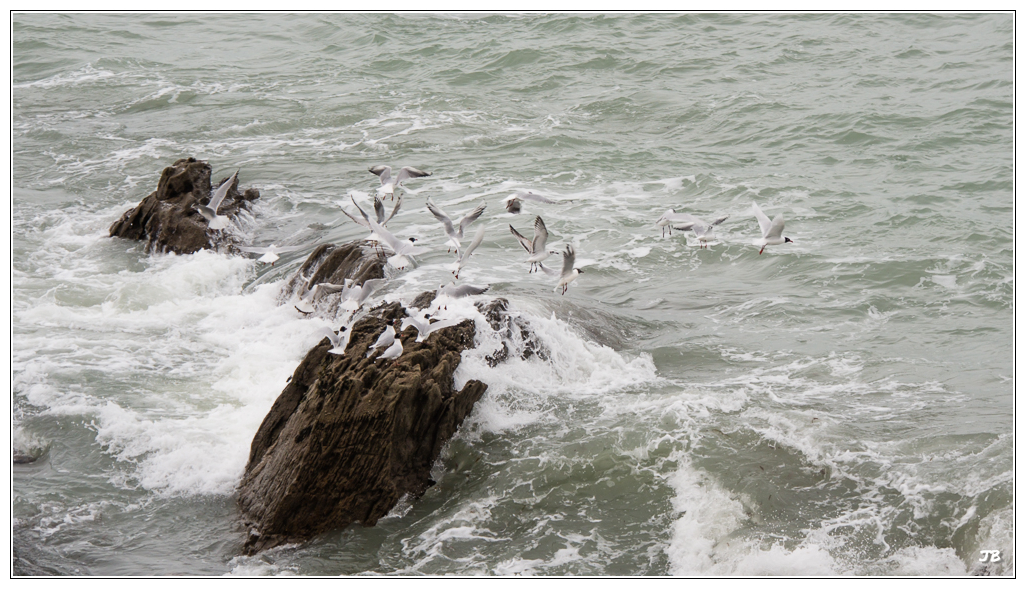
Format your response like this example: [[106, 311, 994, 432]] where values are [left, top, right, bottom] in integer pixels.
[[109, 157, 258, 254], [237, 298, 487, 554]]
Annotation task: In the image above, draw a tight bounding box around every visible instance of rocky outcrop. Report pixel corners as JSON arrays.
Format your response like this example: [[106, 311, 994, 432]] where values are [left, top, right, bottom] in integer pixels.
[[237, 298, 487, 554], [278, 242, 388, 316], [477, 298, 548, 367], [109, 157, 259, 254]]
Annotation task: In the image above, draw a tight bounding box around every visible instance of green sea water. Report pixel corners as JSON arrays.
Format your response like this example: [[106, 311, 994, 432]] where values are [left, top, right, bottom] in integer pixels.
[[11, 13, 1013, 576]]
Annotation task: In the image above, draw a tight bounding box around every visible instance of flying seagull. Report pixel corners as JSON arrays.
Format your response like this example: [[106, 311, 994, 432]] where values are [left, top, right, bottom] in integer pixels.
[[426, 198, 487, 255], [369, 165, 431, 199], [509, 215, 558, 273], [752, 202, 792, 254], [196, 170, 239, 230], [503, 191, 557, 214], [539, 244, 584, 295]]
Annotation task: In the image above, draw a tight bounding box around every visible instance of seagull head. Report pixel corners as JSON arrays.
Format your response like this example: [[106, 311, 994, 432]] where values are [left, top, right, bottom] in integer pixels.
[[784, 237, 793, 243], [408, 237, 417, 242]]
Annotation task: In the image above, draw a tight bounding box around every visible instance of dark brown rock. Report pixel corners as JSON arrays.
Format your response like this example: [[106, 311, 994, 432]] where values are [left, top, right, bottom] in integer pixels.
[[477, 298, 548, 367], [278, 242, 389, 315], [108, 157, 259, 254], [237, 300, 487, 554]]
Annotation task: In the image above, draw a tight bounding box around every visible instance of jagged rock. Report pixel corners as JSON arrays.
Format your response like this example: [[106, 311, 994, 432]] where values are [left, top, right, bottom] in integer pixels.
[[477, 298, 548, 367], [237, 299, 487, 554], [278, 242, 388, 314], [108, 157, 258, 254]]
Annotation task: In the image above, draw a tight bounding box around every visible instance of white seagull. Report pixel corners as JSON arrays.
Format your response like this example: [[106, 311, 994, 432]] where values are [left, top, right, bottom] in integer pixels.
[[318, 325, 352, 356], [426, 198, 487, 255], [752, 202, 793, 254], [196, 170, 238, 230], [509, 215, 557, 273], [340, 278, 386, 312], [661, 212, 729, 248], [369, 165, 431, 198], [655, 209, 695, 238], [340, 194, 402, 241], [366, 320, 398, 358], [435, 282, 490, 310], [539, 244, 584, 295], [368, 218, 428, 269], [376, 337, 404, 362], [451, 225, 485, 279], [401, 312, 463, 343], [503, 191, 557, 214], [238, 243, 306, 266]]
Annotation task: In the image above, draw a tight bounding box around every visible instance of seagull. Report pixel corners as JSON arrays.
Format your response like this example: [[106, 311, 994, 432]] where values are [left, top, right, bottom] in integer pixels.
[[435, 282, 490, 310], [401, 312, 463, 343], [376, 337, 404, 363], [368, 218, 428, 269], [196, 170, 238, 230], [426, 198, 487, 255], [752, 202, 793, 254], [509, 216, 558, 273], [339, 194, 402, 246], [318, 325, 351, 355], [451, 225, 485, 279], [369, 165, 431, 199], [655, 209, 695, 238], [503, 191, 556, 214], [366, 320, 398, 358], [662, 212, 729, 248], [539, 244, 584, 295], [340, 278, 386, 312], [302, 281, 347, 303], [237, 244, 306, 266]]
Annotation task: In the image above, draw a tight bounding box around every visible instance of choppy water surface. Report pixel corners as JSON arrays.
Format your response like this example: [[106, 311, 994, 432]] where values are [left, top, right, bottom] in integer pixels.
[[11, 13, 1013, 576]]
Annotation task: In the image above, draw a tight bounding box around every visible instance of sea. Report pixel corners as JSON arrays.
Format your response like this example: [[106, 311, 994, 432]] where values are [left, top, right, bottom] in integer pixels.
[[10, 13, 1014, 576]]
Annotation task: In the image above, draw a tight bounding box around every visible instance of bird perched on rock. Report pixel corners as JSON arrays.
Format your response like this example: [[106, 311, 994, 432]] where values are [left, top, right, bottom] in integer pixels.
[[376, 337, 404, 363], [318, 325, 351, 355], [196, 170, 238, 230], [752, 202, 792, 254], [369, 165, 431, 199], [366, 319, 399, 358]]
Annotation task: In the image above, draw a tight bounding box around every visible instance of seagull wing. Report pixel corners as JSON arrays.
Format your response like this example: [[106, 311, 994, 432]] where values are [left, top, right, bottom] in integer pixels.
[[368, 218, 401, 252], [358, 278, 387, 301], [519, 192, 556, 204], [207, 170, 238, 214], [536, 262, 560, 277], [752, 203, 773, 238], [373, 195, 386, 224], [532, 216, 549, 252], [395, 166, 431, 184], [458, 203, 487, 234], [710, 215, 729, 226], [426, 199, 456, 235], [766, 214, 786, 240], [561, 245, 576, 278], [369, 165, 391, 183], [383, 194, 403, 225], [450, 284, 489, 297], [509, 224, 534, 253], [461, 225, 486, 261]]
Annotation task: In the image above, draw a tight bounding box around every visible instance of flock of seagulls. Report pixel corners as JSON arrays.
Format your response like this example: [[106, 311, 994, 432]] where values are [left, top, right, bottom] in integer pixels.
[[205, 163, 794, 364]]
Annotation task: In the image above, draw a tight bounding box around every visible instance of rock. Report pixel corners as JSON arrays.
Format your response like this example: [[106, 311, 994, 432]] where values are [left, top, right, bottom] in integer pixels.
[[237, 298, 487, 554], [477, 298, 548, 367], [108, 157, 259, 254], [278, 242, 388, 315]]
